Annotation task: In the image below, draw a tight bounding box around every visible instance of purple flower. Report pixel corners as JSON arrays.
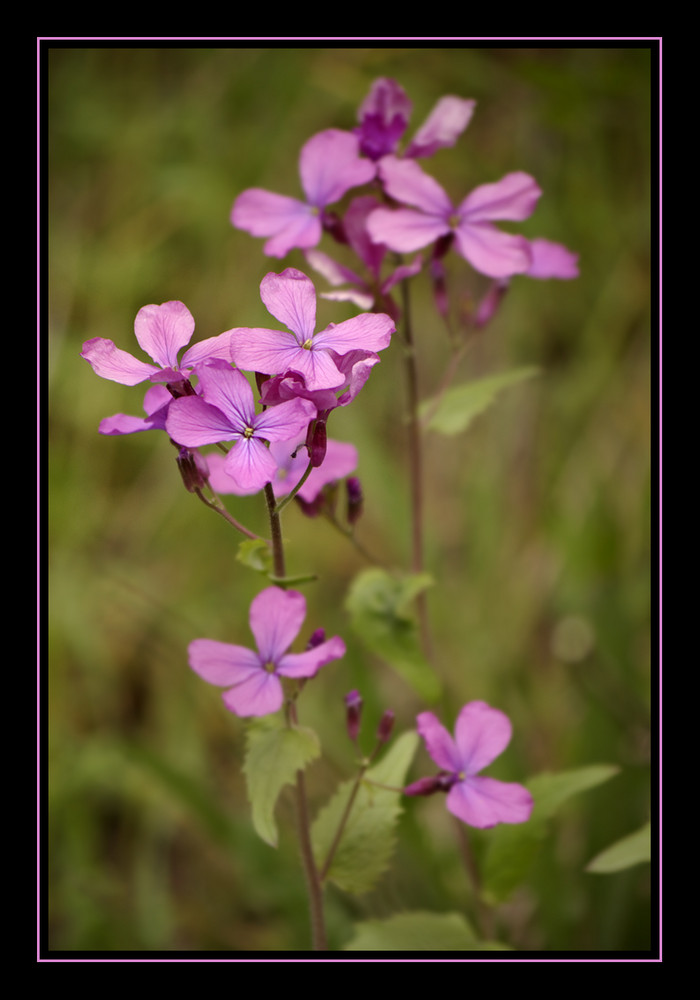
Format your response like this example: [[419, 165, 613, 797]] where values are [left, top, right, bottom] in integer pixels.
[[81, 301, 233, 388], [97, 384, 172, 436], [231, 129, 376, 258], [405, 702, 533, 829], [367, 157, 542, 279], [188, 586, 346, 717], [355, 77, 475, 161], [227, 268, 395, 391], [524, 238, 579, 280], [164, 359, 315, 494]]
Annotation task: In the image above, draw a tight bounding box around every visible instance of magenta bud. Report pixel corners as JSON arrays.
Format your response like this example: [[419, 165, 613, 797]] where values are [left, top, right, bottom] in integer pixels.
[[376, 709, 395, 744], [176, 447, 209, 492], [344, 689, 363, 743], [306, 418, 327, 468], [305, 628, 326, 650], [346, 477, 363, 526], [404, 772, 456, 797], [475, 279, 509, 329]]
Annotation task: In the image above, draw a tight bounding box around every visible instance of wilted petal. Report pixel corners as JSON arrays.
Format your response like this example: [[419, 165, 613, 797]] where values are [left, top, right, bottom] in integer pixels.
[[299, 129, 375, 208], [526, 238, 580, 279], [367, 206, 449, 253], [453, 701, 513, 775], [405, 96, 476, 158], [447, 776, 534, 828], [134, 301, 195, 370], [81, 337, 160, 386], [378, 156, 453, 216], [188, 638, 262, 686], [458, 171, 542, 223], [277, 634, 346, 679], [416, 711, 462, 773], [260, 268, 317, 341], [454, 222, 532, 278], [249, 587, 306, 663]]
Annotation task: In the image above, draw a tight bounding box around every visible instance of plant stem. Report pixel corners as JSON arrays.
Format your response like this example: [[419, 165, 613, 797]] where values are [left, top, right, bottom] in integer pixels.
[[399, 277, 433, 660], [193, 487, 262, 541], [266, 483, 328, 951]]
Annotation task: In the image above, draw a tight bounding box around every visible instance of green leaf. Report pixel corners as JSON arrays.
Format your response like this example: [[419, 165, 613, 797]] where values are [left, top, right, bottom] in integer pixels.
[[586, 820, 651, 874], [312, 731, 419, 895], [482, 764, 620, 903], [345, 568, 440, 702], [419, 367, 539, 436], [243, 716, 320, 847], [236, 538, 273, 574], [343, 911, 479, 951]]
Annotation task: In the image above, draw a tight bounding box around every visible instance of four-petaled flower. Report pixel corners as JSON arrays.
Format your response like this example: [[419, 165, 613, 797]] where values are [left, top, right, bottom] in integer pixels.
[[165, 359, 315, 494], [405, 701, 533, 829], [81, 300, 233, 389], [188, 586, 346, 717], [227, 268, 395, 391], [231, 129, 376, 258], [367, 157, 543, 279]]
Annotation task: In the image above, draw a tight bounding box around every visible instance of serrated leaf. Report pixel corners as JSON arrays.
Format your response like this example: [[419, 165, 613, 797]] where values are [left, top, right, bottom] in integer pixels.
[[586, 820, 651, 874], [419, 367, 539, 436], [243, 716, 320, 847], [343, 911, 478, 951], [345, 568, 440, 702], [312, 731, 419, 895], [482, 764, 620, 903]]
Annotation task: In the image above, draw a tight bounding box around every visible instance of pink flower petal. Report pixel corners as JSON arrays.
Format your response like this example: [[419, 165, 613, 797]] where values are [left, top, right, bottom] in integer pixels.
[[231, 188, 321, 258], [254, 397, 315, 443], [378, 155, 453, 216], [416, 711, 462, 773], [458, 171, 542, 223], [313, 311, 395, 356], [452, 701, 513, 775], [221, 670, 284, 717], [188, 638, 262, 686], [453, 222, 532, 278], [180, 331, 234, 370], [249, 587, 306, 663], [195, 362, 255, 427], [277, 635, 346, 679], [80, 337, 160, 386], [367, 206, 449, 253], [223, 436, 279, 493], [260, 268, 317, 341], [133, 301, 195, 370], [299, 129, 375, 207], [165, 395, 235, 448], [447, 776, 533, 828], [526, 238, 580, 279], [228, 327, 312, 380], [405, 96, 476, 158]]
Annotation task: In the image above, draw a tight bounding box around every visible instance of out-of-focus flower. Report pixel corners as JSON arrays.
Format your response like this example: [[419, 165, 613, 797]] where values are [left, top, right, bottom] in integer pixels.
[[188, 587, 346, 717], [405, 701, 533, 829], [231, 129, 376, 258]]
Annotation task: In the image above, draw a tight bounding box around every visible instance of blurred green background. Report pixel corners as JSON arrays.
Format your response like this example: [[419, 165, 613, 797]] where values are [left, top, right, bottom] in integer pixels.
[[47, 44, 654, 953]]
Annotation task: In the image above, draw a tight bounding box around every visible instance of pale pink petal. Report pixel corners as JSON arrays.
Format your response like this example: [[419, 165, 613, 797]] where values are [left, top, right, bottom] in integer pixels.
[[458, 171, 542, 223], [223, 436, 279, 493], [188, 638, 262, 686], [367, 206, 449, 253], [133, 301, 195, 370], [277, 635, 346, 679], [254, 397, 316, 443], [406, 96, 476, 158], [416, 711, 462, 773], [299, 129, 375, 207], [305, 248, 363, 288], [98, 411, 166, 435], [447, 776, 533, 828], [221, 670, 284, 717], [165, 396, 235, 448], [80, 337, 160, 386], [180, 331, 234, 370], [453, 222, 532, 278], [313, 311, 395, 356], [453, 701, 513, 775], [378, 155, 453, 216], [249, 587, 306, 663], [526, 238, 580, 279], [260, 268, 317, 341], [205, 452, 250, 496]]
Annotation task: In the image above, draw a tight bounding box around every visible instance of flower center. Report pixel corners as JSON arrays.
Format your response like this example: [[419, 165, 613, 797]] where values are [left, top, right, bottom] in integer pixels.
[[302, 338, 313, 350], [448, 212, 462, 230], [263, 660, 276, 673], [243, 425, 255, 439]]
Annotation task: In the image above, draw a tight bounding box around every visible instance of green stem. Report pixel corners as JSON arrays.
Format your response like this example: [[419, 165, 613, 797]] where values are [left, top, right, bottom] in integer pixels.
[[193, 487, 262, 541], [273, 457, 315, 516]]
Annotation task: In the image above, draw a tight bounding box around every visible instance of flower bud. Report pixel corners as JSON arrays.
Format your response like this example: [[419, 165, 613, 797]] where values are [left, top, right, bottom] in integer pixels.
[[176, 447, 209, 493], [346, 476, 363, 526], [376, 709, 395, 744], [344, 689, 363, 743], [305, 628, 326, 650], [306, 418, 327, 468], [404, 772, 457, 797]]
